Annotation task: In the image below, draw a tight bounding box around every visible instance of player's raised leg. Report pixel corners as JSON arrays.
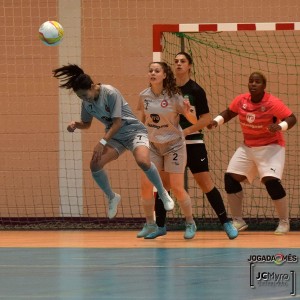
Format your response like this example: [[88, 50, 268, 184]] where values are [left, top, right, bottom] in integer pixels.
[[90, 145, 121, 219]]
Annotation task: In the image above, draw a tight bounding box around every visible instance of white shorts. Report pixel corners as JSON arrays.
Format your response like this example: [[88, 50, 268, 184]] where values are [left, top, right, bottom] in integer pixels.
[[226, 143, 285, 183], [150, 138, 187, 174]]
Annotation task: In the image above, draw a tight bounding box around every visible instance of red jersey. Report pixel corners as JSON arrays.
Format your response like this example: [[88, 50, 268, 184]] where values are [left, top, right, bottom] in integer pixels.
[[229, 93, 292, 147]]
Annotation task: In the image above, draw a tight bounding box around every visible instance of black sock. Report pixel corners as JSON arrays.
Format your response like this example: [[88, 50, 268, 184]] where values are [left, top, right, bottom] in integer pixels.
[[206, 187, 229, 225], [155, 192, 167, 227]]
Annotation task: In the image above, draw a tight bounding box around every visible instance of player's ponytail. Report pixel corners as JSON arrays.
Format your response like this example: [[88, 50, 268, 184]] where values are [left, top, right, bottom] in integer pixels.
[[52, 64, 94, 91]]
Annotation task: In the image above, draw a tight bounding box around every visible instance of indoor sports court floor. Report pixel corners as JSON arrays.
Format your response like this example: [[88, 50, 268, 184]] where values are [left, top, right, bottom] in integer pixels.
[[0, 231, 299, 299]]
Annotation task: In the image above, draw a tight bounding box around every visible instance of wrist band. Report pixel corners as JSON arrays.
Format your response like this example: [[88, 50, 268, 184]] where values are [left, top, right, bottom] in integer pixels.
[[214, 115, 225, 126], [99, 138, 107, 146], [278, 121, 288, 131]]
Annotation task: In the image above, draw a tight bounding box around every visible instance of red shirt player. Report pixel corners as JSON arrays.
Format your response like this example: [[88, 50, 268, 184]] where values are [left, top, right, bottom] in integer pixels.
[[208, 71, 297, 234]]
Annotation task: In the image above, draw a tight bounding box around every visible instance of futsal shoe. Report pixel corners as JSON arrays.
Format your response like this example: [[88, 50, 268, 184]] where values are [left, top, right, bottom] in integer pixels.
[[223, 221, 239, 240], [107, 193, 121, 219], [184, 222, 197, 239], [274, 219, 290, 235], [232, 218, 248, 231], [144, 226, 167, 239], [137, 223, 158, 238], [159, 191, 175, 211]]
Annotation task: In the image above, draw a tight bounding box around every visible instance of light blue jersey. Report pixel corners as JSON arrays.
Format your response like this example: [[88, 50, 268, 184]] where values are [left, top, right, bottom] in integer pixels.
[[81, 84, 147, 140], [81, 84, 148, 154]]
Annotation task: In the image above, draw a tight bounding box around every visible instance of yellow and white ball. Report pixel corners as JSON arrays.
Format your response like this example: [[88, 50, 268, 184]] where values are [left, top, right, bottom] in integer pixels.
[[39, 21, 64, 46]]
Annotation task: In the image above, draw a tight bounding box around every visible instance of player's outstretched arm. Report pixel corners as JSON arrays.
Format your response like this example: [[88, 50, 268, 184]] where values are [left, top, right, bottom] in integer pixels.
[[207, 108, 237, 129], [103, 117, 122, 141], [67, 120, 92, 132]]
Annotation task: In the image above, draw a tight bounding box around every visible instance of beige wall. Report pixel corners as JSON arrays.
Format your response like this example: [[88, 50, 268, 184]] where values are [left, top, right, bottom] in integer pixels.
[[0, 0, 299, 221]]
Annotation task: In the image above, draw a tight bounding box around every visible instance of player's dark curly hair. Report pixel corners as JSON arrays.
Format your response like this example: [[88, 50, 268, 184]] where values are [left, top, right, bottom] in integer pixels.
[[150, 62, 181, 97], [52, 64, 94, 91]]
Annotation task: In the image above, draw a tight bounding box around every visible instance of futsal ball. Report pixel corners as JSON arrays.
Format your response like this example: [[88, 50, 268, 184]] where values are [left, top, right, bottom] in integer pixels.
[[39, 21, 64, 46]]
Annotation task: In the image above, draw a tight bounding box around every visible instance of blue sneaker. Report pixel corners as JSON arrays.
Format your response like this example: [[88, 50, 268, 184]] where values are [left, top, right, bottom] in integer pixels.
[[137, 223, 157, 238], [184, 222, 197, 239], [223, 221, 239, 240], [145, 226, 167, 239]]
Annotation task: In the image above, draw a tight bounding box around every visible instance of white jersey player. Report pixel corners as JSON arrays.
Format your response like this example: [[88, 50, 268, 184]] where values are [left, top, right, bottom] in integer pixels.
[[136, 62, 198, 240]]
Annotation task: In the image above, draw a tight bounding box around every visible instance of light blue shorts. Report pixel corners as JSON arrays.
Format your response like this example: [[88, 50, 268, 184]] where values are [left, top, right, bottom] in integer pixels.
[[107, 130, 149, 156]]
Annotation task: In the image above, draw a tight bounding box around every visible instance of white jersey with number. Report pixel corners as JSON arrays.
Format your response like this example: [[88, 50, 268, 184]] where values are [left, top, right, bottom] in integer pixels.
[[138, 87, 186, 144]]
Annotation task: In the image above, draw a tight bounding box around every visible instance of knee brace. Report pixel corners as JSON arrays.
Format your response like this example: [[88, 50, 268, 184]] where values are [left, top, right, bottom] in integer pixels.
[[265, 179, 286, 200], [224, 173, 242, 194]]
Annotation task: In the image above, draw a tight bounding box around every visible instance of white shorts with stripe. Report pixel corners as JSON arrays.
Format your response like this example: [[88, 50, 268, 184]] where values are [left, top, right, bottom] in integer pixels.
[[226, 143, 285, 183]]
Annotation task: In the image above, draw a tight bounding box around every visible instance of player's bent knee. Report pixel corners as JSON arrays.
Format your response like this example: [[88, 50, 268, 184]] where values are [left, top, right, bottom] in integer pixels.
[[224, 173, 242, 194], [136, 160, 151, 171], [265, 179, 286, 200], [90, 160, 103, 172], [90, 162, 96, 172]]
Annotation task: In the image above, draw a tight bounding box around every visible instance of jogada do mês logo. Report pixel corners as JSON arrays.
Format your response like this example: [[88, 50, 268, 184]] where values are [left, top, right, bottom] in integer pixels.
[[248, 253, 298, 296], [248, 253, 298, 265]]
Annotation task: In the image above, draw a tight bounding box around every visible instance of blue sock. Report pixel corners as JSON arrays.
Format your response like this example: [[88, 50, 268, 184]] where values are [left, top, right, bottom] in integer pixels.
[[144, 162, 165, 195], [92, 169, 115, 200]]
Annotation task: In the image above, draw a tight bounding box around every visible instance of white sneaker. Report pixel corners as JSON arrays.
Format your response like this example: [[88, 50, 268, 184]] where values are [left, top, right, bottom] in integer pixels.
[[274, 219, 290, 235], [159, 191, 174, 211], [107, 193, 121, 219], [232, 218, 248, 231]]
